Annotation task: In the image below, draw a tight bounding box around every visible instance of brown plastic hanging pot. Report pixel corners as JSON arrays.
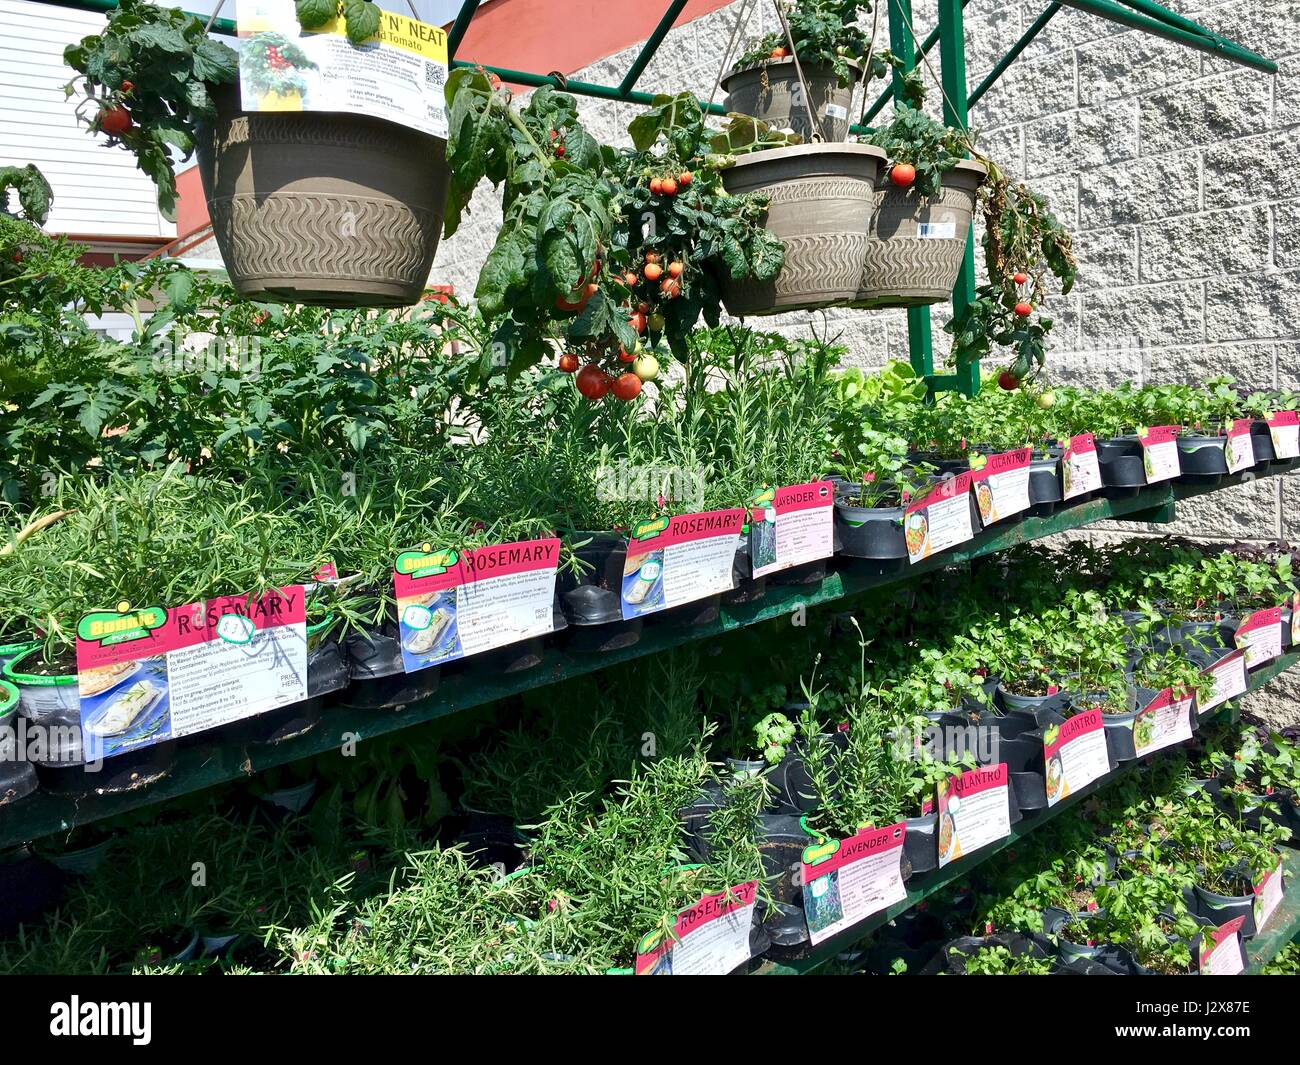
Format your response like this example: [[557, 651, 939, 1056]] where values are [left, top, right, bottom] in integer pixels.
[[719, 142, 886, 316], [196, 84, 450, 307], [721, 58, 862, 142], [854, 158, 986, 308]]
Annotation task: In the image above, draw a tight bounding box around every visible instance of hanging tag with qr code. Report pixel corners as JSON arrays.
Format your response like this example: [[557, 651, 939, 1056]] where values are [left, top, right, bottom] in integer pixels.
[[237, 0, 449, 139]]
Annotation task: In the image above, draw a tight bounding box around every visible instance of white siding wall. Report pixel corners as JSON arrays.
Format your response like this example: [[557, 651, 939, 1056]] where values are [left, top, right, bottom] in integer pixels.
[[0, 0, 175, 237]]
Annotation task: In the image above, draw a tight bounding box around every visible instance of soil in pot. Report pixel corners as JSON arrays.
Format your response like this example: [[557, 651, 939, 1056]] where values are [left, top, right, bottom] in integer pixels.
[[719, 143, 886, 316], [197, 84, 450, 307], [854, 159, 987, 308], [721, 58, 861, 141], [3, 647, 80, 722]]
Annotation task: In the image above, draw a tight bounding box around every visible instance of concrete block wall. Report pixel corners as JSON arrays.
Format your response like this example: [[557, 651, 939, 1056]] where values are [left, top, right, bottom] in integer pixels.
[[432, 0, 1299, 720]]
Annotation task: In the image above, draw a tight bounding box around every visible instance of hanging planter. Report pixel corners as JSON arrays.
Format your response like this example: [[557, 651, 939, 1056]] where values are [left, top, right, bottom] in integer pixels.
[[854, 159, 987, 308], [719, 143, 887, 316], [721, 58, 862, 142]]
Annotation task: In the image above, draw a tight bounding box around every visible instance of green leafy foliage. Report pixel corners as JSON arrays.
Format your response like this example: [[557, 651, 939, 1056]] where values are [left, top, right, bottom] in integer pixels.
[[733, 1, 888, 88], [0, 165, 53, 224]]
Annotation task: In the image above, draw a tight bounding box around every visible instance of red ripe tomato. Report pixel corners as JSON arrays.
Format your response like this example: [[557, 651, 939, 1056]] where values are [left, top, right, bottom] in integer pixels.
[[629, 311, 647, 334], [488, 74, 503, 90], [558, 353, 579, 373], [575, 363, 610, 400], [1014, 301, 1033, 317], [660, 277, 682, 299], [997, 371, 1021, 391], [554, 144, 566, 158], [890, 163, 916, 188], [678, 171, 693, 187], [770, 46, 790, 59], [660, 177, 679, 196], [555, 290, 588, 312], [644, 252, 660, 264], [618, 348, 635, 363], [1013, 271, 1029, 285], [622, 271, 638, 287], [649, 177, 664, 195], [98, 105, 133, 136], [120, 80, 134, 93], [666, 261, 684, 278], [643, 262, 663, 282], [637, 301, 650, 314], [611, 372, 643, 401]]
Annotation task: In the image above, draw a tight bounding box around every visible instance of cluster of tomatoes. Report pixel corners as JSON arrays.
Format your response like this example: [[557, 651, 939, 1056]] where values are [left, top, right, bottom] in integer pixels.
[[559, 346, 660, 402], [549, 128, 567, 159], [648, 170, 692, 197], [622, 251, 685, 304], [266, 44, 294, 72]]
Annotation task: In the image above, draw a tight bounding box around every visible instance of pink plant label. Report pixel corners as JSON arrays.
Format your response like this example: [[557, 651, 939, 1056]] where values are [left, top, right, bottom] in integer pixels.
[[393, 538, 561, 672], [1199, 917, 1247, 975], [1042, 709, 1108, 807], [749, 481, 834, 579], [1253, 859, 1286, 932], [970, 448, 1032, 525], [633, 880, 758, 975], [1267, 411, 1300, 459], [1225, 419, 1256, 474], [74, 587, 308, 759], [904, 471, 976, 564], [621, 509, 745, 620], [1062, 433, 1102, 499], [937, 763, 1011, 867], [1138, 424, 1181, 483], [1199, 649, 1249, 713], [1235, 606, 1284, 668], [1133, 686, 1194, 757], [799, 823, 908, 945]]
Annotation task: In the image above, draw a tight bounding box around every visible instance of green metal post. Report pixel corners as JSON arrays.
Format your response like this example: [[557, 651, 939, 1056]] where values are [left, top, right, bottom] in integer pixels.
[[446, 0, 481, 60], [887, 0, 934, 380], [968, 3, 1061, 110], [937, 0, 979, 397], [1057, 0, 1276, 73], [619, 0, 688, 96], [446, 61, 728, 113]]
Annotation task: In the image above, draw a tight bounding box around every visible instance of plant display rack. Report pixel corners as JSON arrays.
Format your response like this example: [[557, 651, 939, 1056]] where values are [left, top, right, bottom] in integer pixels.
[[36, 0, 1275, 398]]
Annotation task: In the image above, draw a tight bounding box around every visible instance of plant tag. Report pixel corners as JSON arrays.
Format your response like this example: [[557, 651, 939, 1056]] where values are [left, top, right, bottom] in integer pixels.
[[621, 510, 745, 619], [1138, 425, 1181, 483], [1133, 686, 1194, 757], [1293, 593, 1300, 646], [800, 823, 908, 944], [1225, 419, 1256, 473], [392, 538, 560, 672], [1042, 709, 1108, 807], [1198, 917, 1247, 975], [1235, 606, 1284, 668], [904, 472, 976, 564], [823, 103, 848, 120], [75, 588, 308, 759], [1253, 859, 1286, 932], [937, 764, 1011, 867], [236, 0, 450, 138], [969, 448, 1032, 525], [634, 881, 757, 975], [1199, 649, 1248, 714], [1061, 433, 1102, 499], [917, 221, 957, 239], [1268, 411, 1300, 459], [749, 481, 834, 579]]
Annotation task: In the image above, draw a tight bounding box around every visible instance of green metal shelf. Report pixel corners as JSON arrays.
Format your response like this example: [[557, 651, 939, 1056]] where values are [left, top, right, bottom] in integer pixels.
[[760, 652, 1300, 975], [0, 467, 1291, 850]]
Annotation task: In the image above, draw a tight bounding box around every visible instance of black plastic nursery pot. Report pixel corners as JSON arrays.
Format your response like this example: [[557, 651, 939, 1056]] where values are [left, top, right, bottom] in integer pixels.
[[724, 532, 768, 605], [4, 647, 176, 796], [1028, 451, 1064, 516], [557, 532, 644, 653], [1055, 939, 1154, 975], [0, 679, 38, 806], [833, 496, 908, 574], [1176, 434, 1229, 486], [1183, 871, 1261, 940], [344, 612, 441, 710], [904, 811, 939, 875], [1097, 436, 1147, 495], [458, 597, 569, 677], [1250, 420, 1277, 467], [242, 617, 350, 745], [926, 931, 1059, 975], [767, 727, 849, 815]]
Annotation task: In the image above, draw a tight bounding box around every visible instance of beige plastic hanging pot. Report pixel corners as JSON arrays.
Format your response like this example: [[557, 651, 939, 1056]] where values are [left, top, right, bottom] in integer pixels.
[[721, 57, 862, 142], [854, 159, 987, 308], [196, 83, 450, 307], [719, 142, 886, 316]]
